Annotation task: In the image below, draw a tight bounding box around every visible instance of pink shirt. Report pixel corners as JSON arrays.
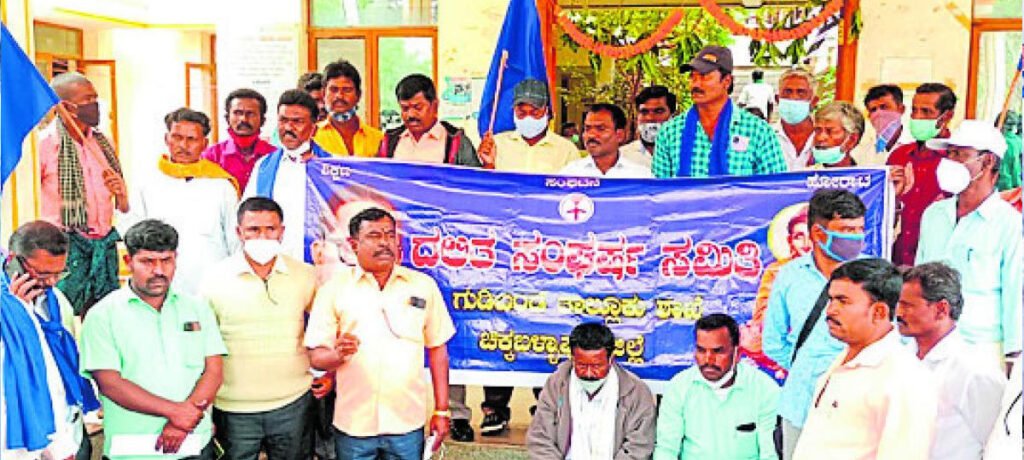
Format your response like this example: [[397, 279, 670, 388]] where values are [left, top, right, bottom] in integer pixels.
[[201, 139, 276, 191], [38, 120, 115, 238], [392, 122, 447, 164]]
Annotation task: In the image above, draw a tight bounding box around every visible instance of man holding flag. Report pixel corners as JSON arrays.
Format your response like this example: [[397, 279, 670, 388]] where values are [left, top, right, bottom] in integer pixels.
[[478, 79, 579, 174], [652, 46, 786, 178]]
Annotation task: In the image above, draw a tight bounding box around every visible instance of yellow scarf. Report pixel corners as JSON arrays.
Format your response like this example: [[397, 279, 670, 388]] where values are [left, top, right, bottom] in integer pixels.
[[157, 155, 240, 197]]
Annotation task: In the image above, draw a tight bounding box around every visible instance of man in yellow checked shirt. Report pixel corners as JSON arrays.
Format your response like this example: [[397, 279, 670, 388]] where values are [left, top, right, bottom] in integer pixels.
[[117, 108, 239, 296]]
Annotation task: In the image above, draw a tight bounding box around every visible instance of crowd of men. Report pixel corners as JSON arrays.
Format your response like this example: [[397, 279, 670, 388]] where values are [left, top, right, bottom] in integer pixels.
[[0, 43, 1021, 460]]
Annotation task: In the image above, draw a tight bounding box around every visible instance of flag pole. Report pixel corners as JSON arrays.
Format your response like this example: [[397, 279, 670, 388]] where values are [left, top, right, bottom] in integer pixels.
[[487, 50, 510, 134], [996, 67, 1021, 130]]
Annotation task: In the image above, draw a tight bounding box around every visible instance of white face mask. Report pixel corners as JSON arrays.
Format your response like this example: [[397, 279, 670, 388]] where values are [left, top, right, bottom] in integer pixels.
[[243, 238, 281, 265], [283, 141, 311, 158], [698, 350, 738, 390], [638, 122, 664, 144], [514, 113, 549, 139], [936, 157, 981, 195]]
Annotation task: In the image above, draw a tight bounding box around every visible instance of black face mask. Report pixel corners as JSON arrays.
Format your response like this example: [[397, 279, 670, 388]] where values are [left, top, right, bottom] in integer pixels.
[[76, 102, 101, 128]]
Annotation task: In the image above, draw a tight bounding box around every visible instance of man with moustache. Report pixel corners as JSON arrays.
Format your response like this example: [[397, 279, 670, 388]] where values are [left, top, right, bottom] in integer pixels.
[[773, 69, 818, 170], [652, 46, 785, 178], [244, 90, 330, 261], [806, 101, 864, 169], [655, 314, 779, 460], [559, 103, 651, 178], [80, 219, 227, 459], [305, 208, 454, 459], [313, 60, 384, 157], [202, 89, 277, 190], [38, 72, 127, 316], [896, 262, 1006, 460], [621, 86, 676, 169], [793, 258, 938, 460]]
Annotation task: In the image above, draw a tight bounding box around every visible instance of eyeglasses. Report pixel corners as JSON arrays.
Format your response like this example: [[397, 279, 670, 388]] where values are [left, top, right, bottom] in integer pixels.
[[19, 256, 69, 283]]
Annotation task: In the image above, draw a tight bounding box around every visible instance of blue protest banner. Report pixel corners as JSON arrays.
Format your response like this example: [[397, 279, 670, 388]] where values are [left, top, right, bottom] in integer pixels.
[[305, 159, 891, 391]]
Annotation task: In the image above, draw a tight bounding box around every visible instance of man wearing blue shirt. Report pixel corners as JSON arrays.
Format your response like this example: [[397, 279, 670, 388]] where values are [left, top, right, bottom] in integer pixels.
[[763, 188, 867, 460], [917, 120, 1023, 374]]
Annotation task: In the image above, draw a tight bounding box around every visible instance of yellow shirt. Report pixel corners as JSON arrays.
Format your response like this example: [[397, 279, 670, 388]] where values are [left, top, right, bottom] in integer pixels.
[[493, 130, 584, 173], [313, 118, 384, 157], [304, 264, 455, 436], [200, 253, 317, 412]]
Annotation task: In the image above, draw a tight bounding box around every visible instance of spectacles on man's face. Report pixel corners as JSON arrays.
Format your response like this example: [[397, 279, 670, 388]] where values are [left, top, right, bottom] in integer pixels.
[[19, 256, 69, 283]]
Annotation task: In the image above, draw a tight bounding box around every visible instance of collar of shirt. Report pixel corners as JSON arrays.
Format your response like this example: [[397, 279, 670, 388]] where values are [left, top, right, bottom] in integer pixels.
[[220, 138, 275, 157], [399, 122, 446, 144], [506, 130, 557, 147], [937, 192, 1005, 223], [317, 118, 371, 137], [283, 145, 310, 162], [352, 263, 412, 287], [912, 327, 963, 367], [122, 284, 181, 311], [839, 329, 902, 369], [229, 251, 290, 277]]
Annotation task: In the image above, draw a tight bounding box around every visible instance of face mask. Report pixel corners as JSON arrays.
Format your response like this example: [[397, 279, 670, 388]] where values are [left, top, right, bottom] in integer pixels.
[[816, 224, 865, 262], [936, 157, 981, 195], [575, 373, 607, 395], [812, 145, 846, 165], [283, 141, 311, 158], [514, 114, 549, 139], [870, 110, 902, 152], [638, 122, 664, 144], [243, 239, 281, 265], [778, 98, 811, 124], [228, 128, 259, 149], [698, 350, 738, 390], [908, 117, 943, 142], [331, 107, 358, 123], [76, 102, 100, 128]]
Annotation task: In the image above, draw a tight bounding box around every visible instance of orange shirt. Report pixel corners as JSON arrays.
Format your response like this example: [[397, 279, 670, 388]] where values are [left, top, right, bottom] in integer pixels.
[[304, 265, 455, 436], [37, 120, 115, 237], [313, 118, 383, 158]]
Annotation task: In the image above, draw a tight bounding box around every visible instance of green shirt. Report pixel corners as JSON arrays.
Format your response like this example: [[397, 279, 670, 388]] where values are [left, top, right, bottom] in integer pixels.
[[79, 286, 227, 459], [652, 102, 787, 178], [654, 362, 780, 460]]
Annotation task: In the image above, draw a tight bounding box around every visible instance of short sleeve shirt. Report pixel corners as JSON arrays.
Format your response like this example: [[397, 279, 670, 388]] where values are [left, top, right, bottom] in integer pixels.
[[304, 265, 455, 437], [313, 119, 384, 157], [79, 286, 227, 459]]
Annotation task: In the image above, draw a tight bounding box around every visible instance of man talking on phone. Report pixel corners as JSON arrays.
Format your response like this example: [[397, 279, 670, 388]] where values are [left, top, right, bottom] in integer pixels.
[[1, 221, 100, 460]]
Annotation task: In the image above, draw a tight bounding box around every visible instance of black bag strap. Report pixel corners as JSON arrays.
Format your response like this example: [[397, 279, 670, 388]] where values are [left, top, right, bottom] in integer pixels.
[[792, 285, 830, 363]]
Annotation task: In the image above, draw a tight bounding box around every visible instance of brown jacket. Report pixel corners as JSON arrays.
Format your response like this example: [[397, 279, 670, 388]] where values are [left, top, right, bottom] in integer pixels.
[[526, 361, 657, 459]]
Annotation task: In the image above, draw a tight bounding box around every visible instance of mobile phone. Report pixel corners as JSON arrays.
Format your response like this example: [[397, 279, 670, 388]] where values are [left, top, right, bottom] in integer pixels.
[[5, 256, 27, 280], [422, 433, 438, 460]]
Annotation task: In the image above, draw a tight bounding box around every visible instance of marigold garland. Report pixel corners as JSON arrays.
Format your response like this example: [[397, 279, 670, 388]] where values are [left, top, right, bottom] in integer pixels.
[[555, 5, 684, 59], [698, 0, 844, 42]]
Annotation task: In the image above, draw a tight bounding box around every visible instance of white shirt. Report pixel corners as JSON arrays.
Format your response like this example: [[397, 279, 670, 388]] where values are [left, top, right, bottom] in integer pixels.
[[773, 122, 814, 171], [244, 149, 308, 261], [567, 368, 619, 460], [794, 330, 938, 460], [984, 363, 1022, 459], [911, 330, 1007, 460], [559, 152, 653, 178], [851, 124, 914, 166], [0, 290, 83, 460], [620, 139, 653, 170], [737, 82, 774, 116], [118, 172, 239, 295]]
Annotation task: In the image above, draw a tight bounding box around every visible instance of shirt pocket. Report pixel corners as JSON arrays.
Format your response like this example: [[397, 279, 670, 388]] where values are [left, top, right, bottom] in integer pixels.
[[731, 415, 761, 459], [953, 239, 1000, 292], [178, 318, 208, 369], [382, 300, 426, 345]]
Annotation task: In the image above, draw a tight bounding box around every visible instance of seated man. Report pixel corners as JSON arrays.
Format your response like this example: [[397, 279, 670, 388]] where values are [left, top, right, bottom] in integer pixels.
[[655, 314, 780, 460], [527, 322, 656, 459]]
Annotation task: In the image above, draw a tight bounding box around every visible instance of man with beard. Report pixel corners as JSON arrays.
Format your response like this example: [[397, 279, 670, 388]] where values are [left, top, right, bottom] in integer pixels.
[[202, 89, 277, 190], [244, 89, 330, 261], [652, 46, 785, 178], [38, 72, 127, 316], [80, 219, 227, 459], [654, 314, 780, 459], [528, 323, 656, 460], [621, 86, 676, 170]]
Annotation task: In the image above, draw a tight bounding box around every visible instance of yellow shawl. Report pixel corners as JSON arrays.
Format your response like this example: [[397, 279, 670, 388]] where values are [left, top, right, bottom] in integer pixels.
[[157, 155, 240, 197]]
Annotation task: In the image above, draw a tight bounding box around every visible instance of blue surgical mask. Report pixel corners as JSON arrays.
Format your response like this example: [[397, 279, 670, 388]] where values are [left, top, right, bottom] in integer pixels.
[[778, 98, 811, 124], [514, 114, 549, 139], [816, 224, 865, 262]]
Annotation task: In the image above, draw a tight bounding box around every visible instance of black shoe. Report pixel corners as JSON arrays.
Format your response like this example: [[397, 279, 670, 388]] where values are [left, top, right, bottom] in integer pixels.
[[450, 419, 474, 442], [480, 411, 509, 436]]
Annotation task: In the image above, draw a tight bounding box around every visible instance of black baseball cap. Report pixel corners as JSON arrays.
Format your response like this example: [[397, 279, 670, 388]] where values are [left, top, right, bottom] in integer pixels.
[[681, 46, 734, 74]]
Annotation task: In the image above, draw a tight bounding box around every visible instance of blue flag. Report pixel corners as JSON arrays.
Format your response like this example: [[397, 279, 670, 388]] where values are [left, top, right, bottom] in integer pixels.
[[1, 23, 58, 190], [477, 0, 549, 138]]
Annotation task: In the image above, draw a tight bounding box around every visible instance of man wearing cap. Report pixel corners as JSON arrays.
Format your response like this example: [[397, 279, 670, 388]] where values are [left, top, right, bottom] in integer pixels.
[[652, 46, 786, 178], [916, 120, 1023, 374], [477, 78, 581, 174]]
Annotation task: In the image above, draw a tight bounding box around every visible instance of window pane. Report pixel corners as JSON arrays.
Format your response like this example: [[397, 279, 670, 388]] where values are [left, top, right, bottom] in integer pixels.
[[377, 36, 433, 130], [974, 0, 1023, 19], [317, 38, 369, 122], [974, 30, 1023, 123], [312, 0, 437, 27], [34, 23, 82, 57]]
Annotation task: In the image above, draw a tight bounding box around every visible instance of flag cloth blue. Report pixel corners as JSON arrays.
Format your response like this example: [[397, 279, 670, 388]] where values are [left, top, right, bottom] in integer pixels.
[[1, 23, 59, 190], [477, 0, 550, 138]]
